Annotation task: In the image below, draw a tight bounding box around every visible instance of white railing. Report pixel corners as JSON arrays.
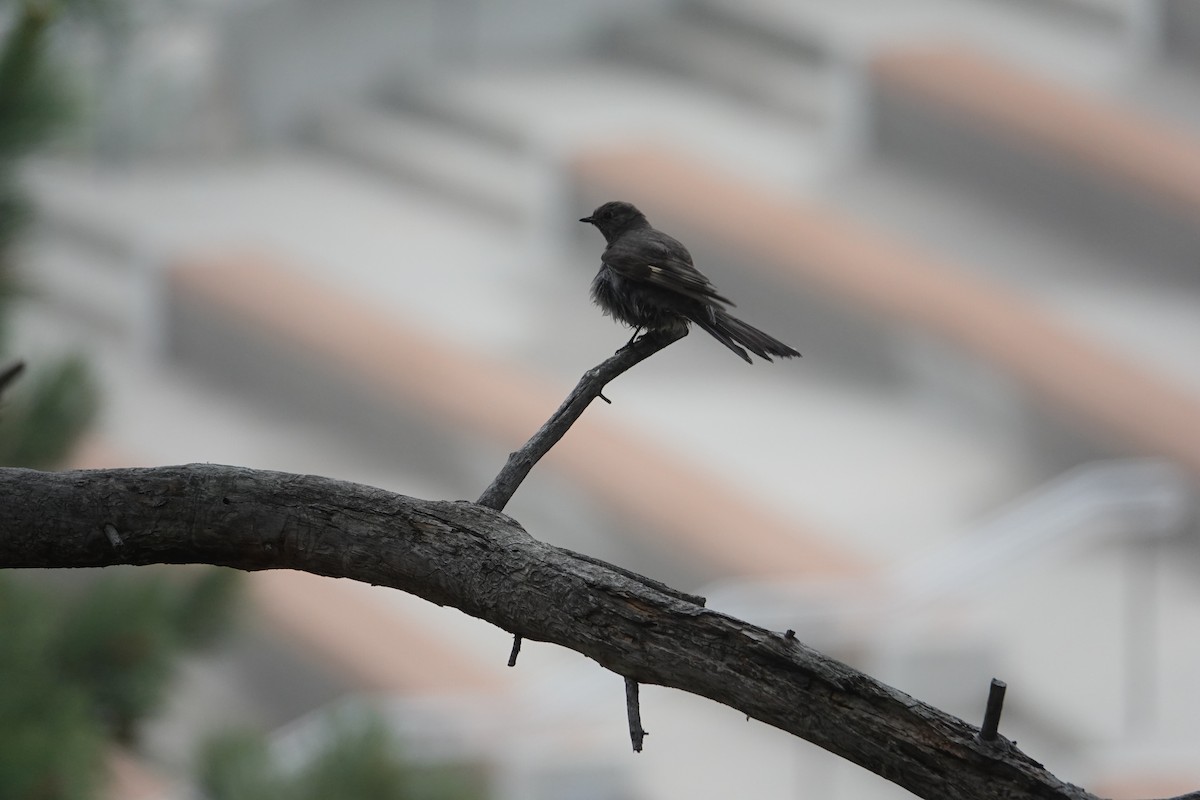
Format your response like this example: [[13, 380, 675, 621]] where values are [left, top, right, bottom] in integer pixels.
[[704, 458, 1193, 633], [887, 458, 1190, 609]]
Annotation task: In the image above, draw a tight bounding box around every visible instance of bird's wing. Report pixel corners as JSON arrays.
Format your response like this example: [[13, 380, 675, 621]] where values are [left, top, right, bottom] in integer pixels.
[[602, 232, 735, 307]]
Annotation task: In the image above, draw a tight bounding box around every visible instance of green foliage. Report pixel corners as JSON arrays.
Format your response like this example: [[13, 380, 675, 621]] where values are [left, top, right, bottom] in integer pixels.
[[0, 180, 33, 268], [0, 2, 71, 165], [302, 715, 418, 800], [0, 684, 104, 800], [53, 569, 243, 744], [0, 1, 99, 466], [0, 353, 98, 467], [174, 566, 243, 649], [199, 730, 286, 800], [0, 576, 107, 800], [0, 566, 243, 800], [0, 1, 71, 278], [200, 713, 489, 800], [55, 574, 182, 743]]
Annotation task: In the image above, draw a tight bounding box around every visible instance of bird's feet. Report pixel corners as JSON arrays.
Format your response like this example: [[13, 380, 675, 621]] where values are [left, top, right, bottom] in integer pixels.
[[615, 322, 688, 355], [615, 327, 644, 354]]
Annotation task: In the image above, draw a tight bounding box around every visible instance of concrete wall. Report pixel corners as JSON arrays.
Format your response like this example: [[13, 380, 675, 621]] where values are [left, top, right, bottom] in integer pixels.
[[869, 74, 1200, 289], [217, 0, 675, 141]]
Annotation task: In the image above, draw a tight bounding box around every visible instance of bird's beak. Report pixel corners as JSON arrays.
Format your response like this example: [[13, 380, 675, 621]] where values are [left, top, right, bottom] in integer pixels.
[[579, 216, 594, 224]]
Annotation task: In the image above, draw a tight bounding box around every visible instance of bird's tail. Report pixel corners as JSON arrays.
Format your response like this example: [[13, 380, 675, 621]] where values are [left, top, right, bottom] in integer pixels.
[[694, 310, 801, 364]]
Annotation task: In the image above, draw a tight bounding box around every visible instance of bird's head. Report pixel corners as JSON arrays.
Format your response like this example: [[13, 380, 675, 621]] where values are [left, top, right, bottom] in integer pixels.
[[580, 201, 647, 243]]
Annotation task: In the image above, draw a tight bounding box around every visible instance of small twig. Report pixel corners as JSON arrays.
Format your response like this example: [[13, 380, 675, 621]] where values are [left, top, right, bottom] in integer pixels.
[[0, 359, 26, 399], [507, 634, 522, 667], [102, 523, 124, 549], [979, 678, 1007, 742], [625, 677, 647, 752], [476, 328, 687, 511]]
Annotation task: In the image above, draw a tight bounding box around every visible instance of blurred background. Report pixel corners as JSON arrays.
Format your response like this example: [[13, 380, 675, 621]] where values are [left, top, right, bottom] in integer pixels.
[[4, 0, 1200, 797]]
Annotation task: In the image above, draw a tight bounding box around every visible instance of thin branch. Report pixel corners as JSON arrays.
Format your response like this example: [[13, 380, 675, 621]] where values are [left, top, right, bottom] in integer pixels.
[[473, 324, 687, 679], [476, 328, 686, 511], [476, 328, 688, 670], [0, 465, 1131, 800], [0, 359, 25, 398]]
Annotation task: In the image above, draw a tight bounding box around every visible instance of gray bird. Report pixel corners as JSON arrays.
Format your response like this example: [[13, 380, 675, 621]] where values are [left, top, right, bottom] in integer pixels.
[[580, 201, 800, 363]]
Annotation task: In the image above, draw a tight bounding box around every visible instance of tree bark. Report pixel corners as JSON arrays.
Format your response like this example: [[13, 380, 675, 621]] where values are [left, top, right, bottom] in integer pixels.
[[7, 464, 1188, 800]]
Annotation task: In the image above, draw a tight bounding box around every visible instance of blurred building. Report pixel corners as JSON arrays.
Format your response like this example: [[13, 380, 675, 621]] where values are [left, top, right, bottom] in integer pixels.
[[17, 0, 1200, 797]]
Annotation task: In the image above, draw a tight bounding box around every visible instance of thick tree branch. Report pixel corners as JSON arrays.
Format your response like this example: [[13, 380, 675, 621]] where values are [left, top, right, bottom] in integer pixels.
[[5, 463, 1183, 800]]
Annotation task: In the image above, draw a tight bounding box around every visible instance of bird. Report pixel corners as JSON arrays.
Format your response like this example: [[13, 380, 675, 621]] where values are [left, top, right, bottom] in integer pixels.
[[579, 200, 800, 363]]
